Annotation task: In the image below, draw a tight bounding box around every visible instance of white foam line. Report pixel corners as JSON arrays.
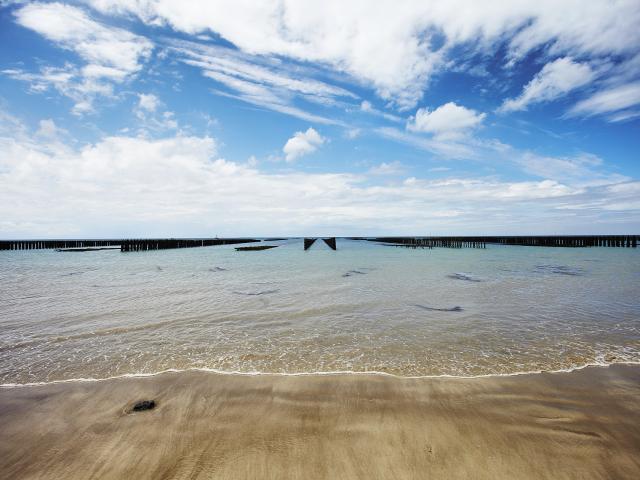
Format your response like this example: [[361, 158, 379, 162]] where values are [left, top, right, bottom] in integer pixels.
[[2, 361, 639, 389]]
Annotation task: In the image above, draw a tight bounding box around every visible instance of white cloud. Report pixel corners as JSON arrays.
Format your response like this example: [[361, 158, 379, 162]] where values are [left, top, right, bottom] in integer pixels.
[[377, 126, 477, 159], [499, 57, 596, 113], [169, 39, 355, 125], [36, 119, 62, 138], [607, 110, 640, 123], [344, 128, 362, 139], [407, 102, 485, 139], [176, 42, 354, 100], [12, 2, 152, 113], [361, 101, 374, 112], [283, 127, 325, 162], [132, 94, 178, 133], [360, 100, 402, 123], [567, 82, 640, 121], [1, 118, 638, 237], [87, 0, 640, 110], [15, 2, 152, 75], [81, 64, 130, 81], [2, 65, 110, 115], [369, 161, 405, 175], [137, 93, 160, 112], [518, 151, 627, 186], [379, 124, 627, 188]]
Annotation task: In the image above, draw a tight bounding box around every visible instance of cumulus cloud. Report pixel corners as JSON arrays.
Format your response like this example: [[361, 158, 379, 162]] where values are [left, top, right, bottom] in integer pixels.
[[11, 2, 152, 113], [86, 0, 640, 109], [1, 115, 637, 237], [407, 102, 486, 139], [567, 82, 640, 121], [499, 58, 596, 113], [283, 127, 325, 162]]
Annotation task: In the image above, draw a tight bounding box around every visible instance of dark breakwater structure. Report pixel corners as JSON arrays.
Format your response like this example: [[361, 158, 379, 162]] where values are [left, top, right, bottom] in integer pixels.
[[235, 245, 278, 251], [369, 235, 638, 248], [323, 237, 337, 250], [304, 238, 337, 250]]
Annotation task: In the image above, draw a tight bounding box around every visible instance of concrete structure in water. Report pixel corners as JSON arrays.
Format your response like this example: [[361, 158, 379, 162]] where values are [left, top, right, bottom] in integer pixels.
[[304, 238, 337, 250]]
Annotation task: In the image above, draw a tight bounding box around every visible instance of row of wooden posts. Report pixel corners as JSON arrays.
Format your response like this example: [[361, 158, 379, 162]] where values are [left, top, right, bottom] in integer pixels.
[[371, 235, 638, 248], [374, 237, 486, 249], [0, 235, 637, 251], [0, 238, 259, 251], [119, 238, 260, 252], [0, 239, 121, 250]]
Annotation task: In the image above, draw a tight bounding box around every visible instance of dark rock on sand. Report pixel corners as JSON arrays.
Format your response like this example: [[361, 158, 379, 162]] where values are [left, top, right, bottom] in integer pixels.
[[131, 400, 156, 412]]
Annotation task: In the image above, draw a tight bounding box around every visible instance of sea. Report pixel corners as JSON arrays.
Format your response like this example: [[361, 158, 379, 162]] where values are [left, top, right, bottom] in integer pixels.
[[1, 238, 639, 385]]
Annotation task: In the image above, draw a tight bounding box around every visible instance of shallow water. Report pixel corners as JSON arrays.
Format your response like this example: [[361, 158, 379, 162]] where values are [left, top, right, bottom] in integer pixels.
[[1, 239, 639, 384]]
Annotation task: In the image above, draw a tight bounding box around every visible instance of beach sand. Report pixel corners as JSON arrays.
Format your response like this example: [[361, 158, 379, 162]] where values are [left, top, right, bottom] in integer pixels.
[[1, 365, 639, 479]]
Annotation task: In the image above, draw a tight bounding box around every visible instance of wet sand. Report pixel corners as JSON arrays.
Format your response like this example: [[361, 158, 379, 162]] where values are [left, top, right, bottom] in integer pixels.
[[1, 365, 639, 479]]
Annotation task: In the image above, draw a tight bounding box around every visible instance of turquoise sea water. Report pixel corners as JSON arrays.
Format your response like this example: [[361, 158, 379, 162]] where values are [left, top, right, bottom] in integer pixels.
[[1, 239, 639, 384]]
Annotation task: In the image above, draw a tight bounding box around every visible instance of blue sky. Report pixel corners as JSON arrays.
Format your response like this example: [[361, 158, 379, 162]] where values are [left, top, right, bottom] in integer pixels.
[[1, 0, 639, 237]]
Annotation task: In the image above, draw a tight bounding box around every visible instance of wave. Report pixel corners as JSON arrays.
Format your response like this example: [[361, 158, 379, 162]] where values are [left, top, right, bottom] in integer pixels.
[[2, 360, 639, 389]]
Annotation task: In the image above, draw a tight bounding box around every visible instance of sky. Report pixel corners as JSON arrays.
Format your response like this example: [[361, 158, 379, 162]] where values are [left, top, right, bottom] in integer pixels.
[[1, 0, 639, 238]]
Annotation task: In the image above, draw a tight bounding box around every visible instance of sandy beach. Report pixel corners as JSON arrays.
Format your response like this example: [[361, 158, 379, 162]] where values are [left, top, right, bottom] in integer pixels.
[[1, 365, 639, 479]]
